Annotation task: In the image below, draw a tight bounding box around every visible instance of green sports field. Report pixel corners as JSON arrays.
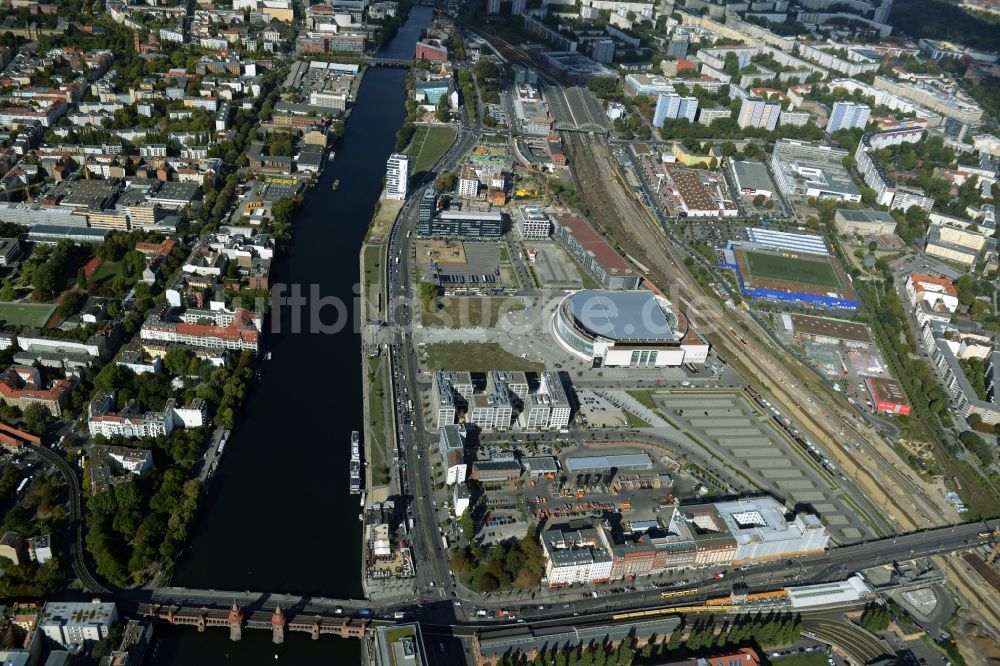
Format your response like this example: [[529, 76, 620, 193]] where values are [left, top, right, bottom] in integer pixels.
[[0, 301, 57, 327], [744, 250, 841, 288]]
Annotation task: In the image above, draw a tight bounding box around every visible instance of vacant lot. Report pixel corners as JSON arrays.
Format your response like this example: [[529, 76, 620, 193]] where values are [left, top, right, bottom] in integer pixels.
[[745, 250, 840, 288], [424, 342, 542, 373], [407, 126, 457, 174], [0, 301, 57, 327], [423, 297, 524, 329]]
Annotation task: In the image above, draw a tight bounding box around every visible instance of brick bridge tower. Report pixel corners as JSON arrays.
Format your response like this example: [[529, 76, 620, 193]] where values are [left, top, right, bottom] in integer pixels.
[[271, 606, 286, 645], [228, 602, 244, 642]]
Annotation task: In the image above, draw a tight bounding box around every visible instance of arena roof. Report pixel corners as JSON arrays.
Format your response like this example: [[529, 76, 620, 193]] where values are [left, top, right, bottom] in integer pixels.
[[566, 290, 675, 342], [544, 86, 609, 134]]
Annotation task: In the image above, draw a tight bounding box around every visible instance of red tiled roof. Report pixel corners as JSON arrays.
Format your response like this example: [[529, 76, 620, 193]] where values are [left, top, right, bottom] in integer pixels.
[[910, 273, 957, 296]]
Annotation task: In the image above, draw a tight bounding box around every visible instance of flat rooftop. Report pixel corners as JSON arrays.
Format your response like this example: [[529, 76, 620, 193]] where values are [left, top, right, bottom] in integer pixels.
[[836, 208, 896, 225], [789, 313, 873, 344], [566, 290, 675, 342], [665, 163, 716, 213], [565, 453, 652, 472], [733, 160, 773, 192], [866, 376, 910, 406], [550, 212, 632, 275]]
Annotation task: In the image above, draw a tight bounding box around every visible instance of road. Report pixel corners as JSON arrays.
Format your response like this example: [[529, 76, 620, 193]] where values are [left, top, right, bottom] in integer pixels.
[[145, 520, 999, 625], [381, 115, 481, 606]]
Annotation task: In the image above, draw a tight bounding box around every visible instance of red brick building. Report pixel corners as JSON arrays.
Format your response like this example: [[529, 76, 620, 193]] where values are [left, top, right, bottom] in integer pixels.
[[415, 41, 448, 61]]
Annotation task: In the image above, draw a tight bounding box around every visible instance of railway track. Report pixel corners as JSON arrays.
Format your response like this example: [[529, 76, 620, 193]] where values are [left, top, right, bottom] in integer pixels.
[[26, 443, 111, 595], [562, 132, 939, 536]]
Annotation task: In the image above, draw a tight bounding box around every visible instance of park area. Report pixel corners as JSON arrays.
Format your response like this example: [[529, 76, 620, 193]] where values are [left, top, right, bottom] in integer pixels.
[[0, 301, 57, 327], [744, 250, 841, 288], [405, 126, 457, 174]]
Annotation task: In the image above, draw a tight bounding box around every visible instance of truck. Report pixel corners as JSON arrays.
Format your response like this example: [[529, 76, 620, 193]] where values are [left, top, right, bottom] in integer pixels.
[[393, 611, 406, 620]]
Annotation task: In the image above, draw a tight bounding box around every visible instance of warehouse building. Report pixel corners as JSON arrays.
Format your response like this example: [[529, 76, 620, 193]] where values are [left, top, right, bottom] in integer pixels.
[[565, 453, 653, 474], [865, 376, 912, 415], [784, 313, 874, 349], [732, 160, 775, 199], [550, 212, 641, 290]]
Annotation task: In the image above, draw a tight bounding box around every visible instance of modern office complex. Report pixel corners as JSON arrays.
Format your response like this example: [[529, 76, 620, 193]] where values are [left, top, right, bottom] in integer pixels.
[[516, 205, 551, 240], [385, 153, 409, 200], [417, 210, 504, 239], [552, 290, 709, 368], [770, 139, 861, 202]]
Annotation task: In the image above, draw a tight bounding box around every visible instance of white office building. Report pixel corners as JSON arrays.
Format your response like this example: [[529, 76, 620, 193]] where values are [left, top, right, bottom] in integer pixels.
[[827, 101, 871, 133], [40, 601, 118, 647], [385, 153, 409, 200]]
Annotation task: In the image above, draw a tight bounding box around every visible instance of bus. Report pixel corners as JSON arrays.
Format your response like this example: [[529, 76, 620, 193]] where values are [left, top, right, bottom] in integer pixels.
[[15, 477, 28, 496]]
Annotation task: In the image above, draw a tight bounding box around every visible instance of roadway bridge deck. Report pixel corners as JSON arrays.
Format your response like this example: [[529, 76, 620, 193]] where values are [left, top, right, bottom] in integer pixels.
[[151, 587, 366, 613], [140, 602, 369, 643]]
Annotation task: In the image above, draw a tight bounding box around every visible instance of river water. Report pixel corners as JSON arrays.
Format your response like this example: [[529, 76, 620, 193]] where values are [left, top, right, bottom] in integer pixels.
[[156, 8, 433, 663]]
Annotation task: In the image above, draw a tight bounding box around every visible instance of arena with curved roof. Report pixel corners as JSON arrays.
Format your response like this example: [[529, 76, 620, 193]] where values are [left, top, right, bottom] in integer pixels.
[[551, 290, 709, 368]]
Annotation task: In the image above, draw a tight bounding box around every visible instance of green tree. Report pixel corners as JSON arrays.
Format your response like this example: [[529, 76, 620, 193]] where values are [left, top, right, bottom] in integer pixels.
[[22, 403, 52, 435]]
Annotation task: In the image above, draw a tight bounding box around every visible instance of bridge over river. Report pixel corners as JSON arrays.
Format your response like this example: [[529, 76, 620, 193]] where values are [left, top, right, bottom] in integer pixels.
[[142, 588, 377, 644], [138, 522, 999, 646]]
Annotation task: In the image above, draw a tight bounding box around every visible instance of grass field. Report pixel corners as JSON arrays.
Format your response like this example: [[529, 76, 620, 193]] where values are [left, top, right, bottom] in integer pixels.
[[422, 297, 525, 329], [0, 301, 57, 327], [365, 355, 391, 486], [406, 126, 457, 174], [424, 342, 542, 373], [744, 250, 841, 288], [88, 260, 125, 286]]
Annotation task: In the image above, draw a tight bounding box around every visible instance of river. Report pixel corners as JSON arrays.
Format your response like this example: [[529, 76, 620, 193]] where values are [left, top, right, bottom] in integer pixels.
[[154, 7, 433, 663]]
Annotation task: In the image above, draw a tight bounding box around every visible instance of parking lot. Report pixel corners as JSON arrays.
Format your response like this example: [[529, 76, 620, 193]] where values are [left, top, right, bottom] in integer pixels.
[[685, 221, 750, 249], [522, 240, 584, 289], [649, 390, 871, 541], [575, 388, 631, 428]]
